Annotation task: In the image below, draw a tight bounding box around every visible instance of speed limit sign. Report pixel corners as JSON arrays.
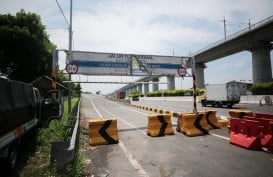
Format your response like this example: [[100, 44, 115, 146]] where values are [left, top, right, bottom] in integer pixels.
[[178, 66, 187, 77], [66, 63, 78, 74]]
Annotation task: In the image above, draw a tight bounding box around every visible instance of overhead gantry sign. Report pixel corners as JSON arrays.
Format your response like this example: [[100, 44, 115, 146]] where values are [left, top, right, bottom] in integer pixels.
[[64, 50, 190, 76]]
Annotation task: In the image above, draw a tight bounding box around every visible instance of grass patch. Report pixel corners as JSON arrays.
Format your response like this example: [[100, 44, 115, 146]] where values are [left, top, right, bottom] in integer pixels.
[[15, 98, 84, 177]]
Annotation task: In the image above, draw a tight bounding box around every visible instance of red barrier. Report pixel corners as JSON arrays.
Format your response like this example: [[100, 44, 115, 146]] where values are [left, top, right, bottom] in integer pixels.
[[230, 118, 262, 150], [243, 116, 272, 150], [254, 113, 273, 120], [267, 122, 273, 152]]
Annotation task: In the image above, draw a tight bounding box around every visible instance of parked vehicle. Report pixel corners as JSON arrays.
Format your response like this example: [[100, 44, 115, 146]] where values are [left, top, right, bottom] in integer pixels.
[[0, 78, 63, 170], [199, 82, 240, 108], [116, 91, 126, 99], [132, 95, 139, 101]]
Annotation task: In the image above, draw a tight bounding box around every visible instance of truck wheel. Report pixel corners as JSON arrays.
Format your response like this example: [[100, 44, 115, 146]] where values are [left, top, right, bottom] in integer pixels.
[[215, 102, 222, 108], [0, 142, 18, 175], [7, 143, 18, 170], [201, 101, 206, 107], [8, 148, 17, 169]]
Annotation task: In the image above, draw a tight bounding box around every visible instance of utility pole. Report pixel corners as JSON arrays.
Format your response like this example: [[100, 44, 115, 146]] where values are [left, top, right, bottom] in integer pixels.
[[68, 0, 73, 113], [55, 0, 73, 113], [222, 16, 227, 40], [248, 19, 251, 30]]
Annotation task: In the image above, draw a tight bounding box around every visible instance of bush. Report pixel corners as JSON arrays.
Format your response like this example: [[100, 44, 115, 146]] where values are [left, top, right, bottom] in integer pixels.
[[250, 82, 273, 95], [147, 91, 162, 97]]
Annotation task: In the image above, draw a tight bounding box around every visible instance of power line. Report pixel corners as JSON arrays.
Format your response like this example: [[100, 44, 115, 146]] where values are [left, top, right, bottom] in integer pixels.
[[55, 0, 70, 28]]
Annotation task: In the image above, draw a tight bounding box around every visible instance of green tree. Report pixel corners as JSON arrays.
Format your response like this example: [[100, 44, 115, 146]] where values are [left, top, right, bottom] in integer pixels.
[[0, 10, 55, 82]]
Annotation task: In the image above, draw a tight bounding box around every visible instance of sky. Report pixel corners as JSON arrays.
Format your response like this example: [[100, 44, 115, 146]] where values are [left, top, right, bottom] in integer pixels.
[[1, 0, 273, 94]]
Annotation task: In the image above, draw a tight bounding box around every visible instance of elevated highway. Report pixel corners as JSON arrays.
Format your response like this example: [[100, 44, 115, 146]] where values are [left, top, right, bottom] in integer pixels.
[[194, 15, 273, 87], [112, 16, 273, 96]]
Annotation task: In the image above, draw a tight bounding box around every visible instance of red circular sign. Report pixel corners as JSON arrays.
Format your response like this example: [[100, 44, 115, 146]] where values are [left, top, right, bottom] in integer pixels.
[[178, 66, 187, 77], [66, 63, 78, 74]]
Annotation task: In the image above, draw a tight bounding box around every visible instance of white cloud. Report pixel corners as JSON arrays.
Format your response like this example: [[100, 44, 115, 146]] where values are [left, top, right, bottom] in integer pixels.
[[1, 0, 273, 93]]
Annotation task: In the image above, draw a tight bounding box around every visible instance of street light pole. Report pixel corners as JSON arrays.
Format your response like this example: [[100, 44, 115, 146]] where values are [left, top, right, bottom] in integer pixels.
[[68, 0, 73, 113]]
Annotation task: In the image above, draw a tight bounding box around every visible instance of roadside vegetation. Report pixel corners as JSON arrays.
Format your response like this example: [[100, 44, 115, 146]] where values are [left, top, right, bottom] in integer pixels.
[[146, 88, 203, 97], [250, 82, 273, 95], [14, 98, 84, 177]]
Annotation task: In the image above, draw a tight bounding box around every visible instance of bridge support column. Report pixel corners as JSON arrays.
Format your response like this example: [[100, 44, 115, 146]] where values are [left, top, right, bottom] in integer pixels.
[[144, 82, 149, 96], [167, 76, 175, 90], [137, 84, 143, 94], [130, 86, 136, 95], [250, 42, 272, 83], [196, 63, 206, 88], [152, 78, 159, 91]]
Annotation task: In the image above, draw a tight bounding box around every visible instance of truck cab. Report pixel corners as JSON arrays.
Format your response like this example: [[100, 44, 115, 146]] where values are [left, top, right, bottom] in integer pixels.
[[0, 79, 63, 171]]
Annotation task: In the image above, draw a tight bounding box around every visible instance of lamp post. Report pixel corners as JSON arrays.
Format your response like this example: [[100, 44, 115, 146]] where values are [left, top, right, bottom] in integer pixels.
[[68, 0, 73, 113]]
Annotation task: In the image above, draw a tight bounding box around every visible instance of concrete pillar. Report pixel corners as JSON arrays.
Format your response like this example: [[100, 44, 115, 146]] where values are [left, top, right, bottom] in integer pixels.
[[144, 82, 149, 96], [167, 75, 175, 90], [152, 78, 159, 91], [130, 87, 135, 95], [137, 84, 143, 94], [195, 63, 206, 88], [250, 42, 272, 83]]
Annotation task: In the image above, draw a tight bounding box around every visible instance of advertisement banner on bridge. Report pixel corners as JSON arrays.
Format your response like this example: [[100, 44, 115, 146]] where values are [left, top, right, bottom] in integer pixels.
[[65, 50, 189, 76]]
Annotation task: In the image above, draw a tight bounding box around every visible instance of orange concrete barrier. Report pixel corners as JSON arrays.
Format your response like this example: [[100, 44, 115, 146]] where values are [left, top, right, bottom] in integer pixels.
[[89, 118, 119, 146], [229, 110, 253, 118], [199, 110, 220, 129], [147, 114, 174, 137], [218, 119, 229, 127], [177, 112, 208, 136]]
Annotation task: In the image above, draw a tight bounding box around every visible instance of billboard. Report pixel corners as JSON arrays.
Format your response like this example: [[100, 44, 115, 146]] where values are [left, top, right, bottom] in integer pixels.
[[65, 50, 189, 76]]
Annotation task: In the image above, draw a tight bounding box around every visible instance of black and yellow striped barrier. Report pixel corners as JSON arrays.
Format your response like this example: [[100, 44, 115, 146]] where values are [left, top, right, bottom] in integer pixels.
[[89, 118, 119, 146], [177, 112, 209, 136], [147, 114, 174, 137], [198, 110, 220, 129], [229, 109, 253, 118], [218, 119, 229, 127]]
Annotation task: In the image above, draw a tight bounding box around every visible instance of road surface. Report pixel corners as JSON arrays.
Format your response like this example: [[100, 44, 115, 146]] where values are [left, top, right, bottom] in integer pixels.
[[80, 94, 273, 177]]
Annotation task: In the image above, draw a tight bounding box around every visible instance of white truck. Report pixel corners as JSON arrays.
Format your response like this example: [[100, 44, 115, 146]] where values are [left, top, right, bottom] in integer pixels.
[[0, 77, 63, 171], [199, 82, 241, 108]]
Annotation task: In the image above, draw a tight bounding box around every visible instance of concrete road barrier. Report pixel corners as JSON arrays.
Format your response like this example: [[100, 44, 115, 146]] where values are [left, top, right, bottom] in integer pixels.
[[229, 109, 253, 118], [89, 118, 119, 146], [147, 114, 174, 137], [177, 113, 209, 136]]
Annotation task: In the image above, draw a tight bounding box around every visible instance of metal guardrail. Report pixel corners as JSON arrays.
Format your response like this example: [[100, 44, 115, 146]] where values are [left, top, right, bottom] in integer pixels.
[[50, 98, 81, 172], [192, 15, 273, 56]]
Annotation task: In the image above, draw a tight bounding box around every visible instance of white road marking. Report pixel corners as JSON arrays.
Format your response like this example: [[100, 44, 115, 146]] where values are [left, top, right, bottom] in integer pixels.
[[109, 101, 149, 116], [100, 106, 146, 135], [89, 100, 150, 177], [210, 133, 230, 141], [89, 98, 103, 118], [119, 141, 150, 177]]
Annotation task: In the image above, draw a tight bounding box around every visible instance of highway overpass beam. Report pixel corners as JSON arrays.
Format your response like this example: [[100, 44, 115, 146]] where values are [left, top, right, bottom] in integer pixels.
[[196, 63, 206, 88], [250, 42, 272, 83], [167, 76, 175, 90], [152, 78, 159, 91]]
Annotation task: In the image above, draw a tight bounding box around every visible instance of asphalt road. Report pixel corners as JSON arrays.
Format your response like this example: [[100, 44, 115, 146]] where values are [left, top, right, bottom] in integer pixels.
[[80, 94, 273, 177]]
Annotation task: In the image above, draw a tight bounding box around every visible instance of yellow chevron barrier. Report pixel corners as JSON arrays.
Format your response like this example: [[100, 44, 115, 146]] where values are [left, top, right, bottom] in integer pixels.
[[229, 109, 253, 118], [147, 114, 174, 137], [163, 110, 173, 116], [177, 112, 208, 137], [198, 110, 220, 129], [89, 118, 119, 146], [218, 119, 229, 127]]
